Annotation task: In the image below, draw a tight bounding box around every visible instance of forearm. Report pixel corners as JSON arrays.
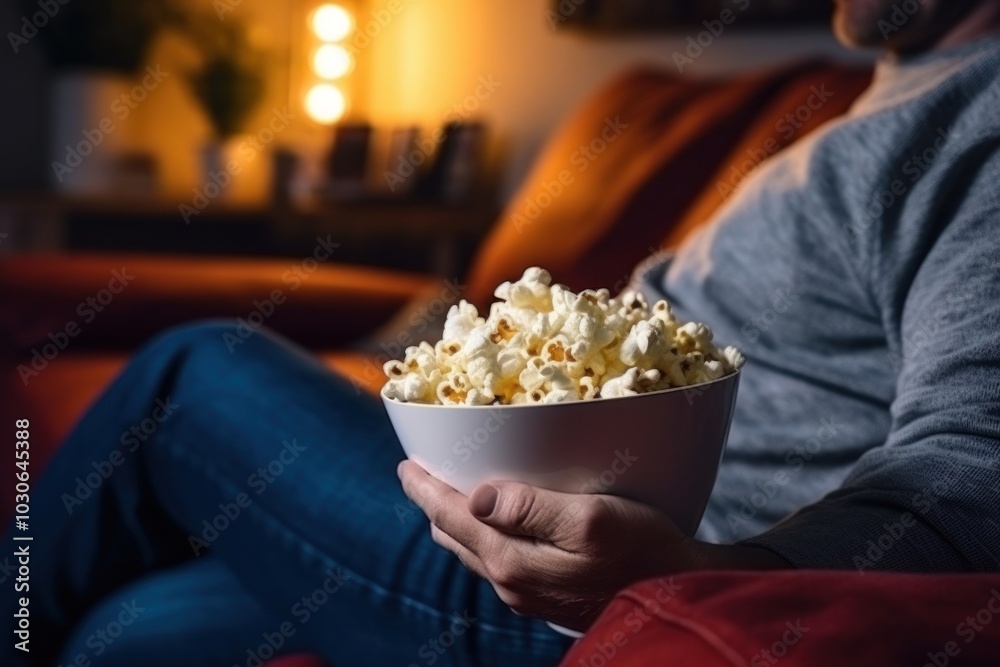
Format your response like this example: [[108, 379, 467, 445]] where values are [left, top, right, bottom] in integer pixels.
[[734, 445, 999, 572], [687, 539, 793, 571], [736, 483, 990, 572], [686, 448, 998, 573]]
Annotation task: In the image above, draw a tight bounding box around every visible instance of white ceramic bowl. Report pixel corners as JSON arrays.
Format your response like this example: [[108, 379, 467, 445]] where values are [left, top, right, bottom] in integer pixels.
[[383, 370, 740, 537]]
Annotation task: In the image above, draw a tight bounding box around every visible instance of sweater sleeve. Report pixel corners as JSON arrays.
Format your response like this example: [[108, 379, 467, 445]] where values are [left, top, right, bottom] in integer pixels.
[[739, 152, 1000, 572]]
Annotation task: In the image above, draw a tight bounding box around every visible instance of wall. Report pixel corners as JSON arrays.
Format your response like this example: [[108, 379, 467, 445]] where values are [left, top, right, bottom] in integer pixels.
[[357, 0, 873, 198]]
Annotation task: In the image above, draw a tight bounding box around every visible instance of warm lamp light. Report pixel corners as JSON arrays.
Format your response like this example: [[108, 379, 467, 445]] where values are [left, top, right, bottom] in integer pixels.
[[313, 44, 353, 79], [311, 4, 353, 42], [305, 83, 347, 124]]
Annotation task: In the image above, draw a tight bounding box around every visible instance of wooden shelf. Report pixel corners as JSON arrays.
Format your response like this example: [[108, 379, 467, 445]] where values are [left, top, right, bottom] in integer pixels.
[[0, 193, 499, 277]]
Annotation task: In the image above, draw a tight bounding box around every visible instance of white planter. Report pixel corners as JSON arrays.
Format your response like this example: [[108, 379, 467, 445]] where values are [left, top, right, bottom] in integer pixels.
[[50, 73, 135, 194], [199, 139, 242, 204]]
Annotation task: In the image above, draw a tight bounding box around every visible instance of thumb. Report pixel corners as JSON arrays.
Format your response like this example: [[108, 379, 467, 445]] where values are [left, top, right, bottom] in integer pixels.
[[468, 481, 581, 542]]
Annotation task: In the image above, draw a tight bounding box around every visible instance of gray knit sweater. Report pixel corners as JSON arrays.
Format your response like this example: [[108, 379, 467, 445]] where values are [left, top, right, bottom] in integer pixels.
[[637, 37, 1000, 571]]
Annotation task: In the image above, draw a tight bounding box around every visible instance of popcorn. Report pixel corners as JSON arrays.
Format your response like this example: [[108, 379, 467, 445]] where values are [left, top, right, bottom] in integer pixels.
[[442, 301, 484, 341], [619, 319, 672, 369], [600, 368, 642, 399], [382, 267, 744, 405]]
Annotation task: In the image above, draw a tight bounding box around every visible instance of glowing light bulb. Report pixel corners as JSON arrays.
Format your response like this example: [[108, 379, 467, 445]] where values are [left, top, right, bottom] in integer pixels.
[[313, 44, 352, 80], [311, 4, 353, 42], [305, 83, 346, 124]]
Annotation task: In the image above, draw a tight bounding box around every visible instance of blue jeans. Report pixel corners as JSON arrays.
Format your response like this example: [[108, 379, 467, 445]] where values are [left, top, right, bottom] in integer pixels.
[[4, 322, 573, 666]]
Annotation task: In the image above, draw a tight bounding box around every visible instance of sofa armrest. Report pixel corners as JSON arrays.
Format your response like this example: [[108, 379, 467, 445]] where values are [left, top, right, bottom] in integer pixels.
[[560, 570, 1000, 666], [0, 253, 438, 353]]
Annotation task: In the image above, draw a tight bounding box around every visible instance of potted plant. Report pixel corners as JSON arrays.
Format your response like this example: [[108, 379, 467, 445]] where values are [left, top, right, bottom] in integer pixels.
[[180, 15, 267, 198]]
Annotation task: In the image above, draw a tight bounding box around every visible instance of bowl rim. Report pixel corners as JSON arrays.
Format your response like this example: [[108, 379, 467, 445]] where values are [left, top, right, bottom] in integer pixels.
[[381, 367, 740, 410]]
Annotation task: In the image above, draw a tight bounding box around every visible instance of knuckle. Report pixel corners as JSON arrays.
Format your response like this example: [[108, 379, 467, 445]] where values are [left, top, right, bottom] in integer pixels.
[[576, 498, 615, 542], [485, 552, 522, 588], [487, 561, 515, 588]]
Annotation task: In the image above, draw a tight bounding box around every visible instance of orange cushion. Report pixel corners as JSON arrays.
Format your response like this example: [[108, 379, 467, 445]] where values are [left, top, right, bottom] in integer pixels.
[[663, 65, 872, 248]]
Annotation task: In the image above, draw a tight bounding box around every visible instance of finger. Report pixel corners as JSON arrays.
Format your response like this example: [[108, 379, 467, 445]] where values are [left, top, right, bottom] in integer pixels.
[[429, 524, 490, 579], [398, 460, 490, 554], [468, 481, 598, 544]]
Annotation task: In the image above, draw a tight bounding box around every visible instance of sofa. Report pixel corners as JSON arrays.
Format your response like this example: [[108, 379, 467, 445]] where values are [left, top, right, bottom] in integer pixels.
[[4, 61, 998, 666]]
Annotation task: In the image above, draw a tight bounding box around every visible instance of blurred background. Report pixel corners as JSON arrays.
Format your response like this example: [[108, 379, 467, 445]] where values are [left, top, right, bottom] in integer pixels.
[[0, 0, 871, 275], [2, 0, 883, 524]]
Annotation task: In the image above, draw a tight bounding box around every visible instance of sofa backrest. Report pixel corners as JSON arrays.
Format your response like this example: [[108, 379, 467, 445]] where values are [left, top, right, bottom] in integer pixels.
[[465, 60, 872, 307]]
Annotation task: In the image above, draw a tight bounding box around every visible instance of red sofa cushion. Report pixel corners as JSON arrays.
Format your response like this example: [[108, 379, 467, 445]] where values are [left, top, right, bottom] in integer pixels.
[[559, 571, 1000, 666]]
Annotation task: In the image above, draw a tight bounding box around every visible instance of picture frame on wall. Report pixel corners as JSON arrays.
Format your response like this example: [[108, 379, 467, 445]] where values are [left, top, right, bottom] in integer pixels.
[[551, 0, 833, 32]]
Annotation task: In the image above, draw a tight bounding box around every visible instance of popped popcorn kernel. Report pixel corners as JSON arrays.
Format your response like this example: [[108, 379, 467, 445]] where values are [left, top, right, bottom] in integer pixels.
[[382, 267, 743, 405]]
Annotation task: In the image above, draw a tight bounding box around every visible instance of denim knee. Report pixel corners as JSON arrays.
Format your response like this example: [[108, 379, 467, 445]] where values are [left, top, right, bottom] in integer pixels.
[[141, 319, 245, 355]]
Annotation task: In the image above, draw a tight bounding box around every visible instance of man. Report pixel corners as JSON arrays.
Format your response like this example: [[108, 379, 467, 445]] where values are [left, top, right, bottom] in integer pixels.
[[5, 1, 999, 665], [399, 0, 1000, 628]]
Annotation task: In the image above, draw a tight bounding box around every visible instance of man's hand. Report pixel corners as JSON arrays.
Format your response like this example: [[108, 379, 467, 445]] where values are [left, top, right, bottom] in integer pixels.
[[398, 461, 690, 630], [399, 460, 789, 631]]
